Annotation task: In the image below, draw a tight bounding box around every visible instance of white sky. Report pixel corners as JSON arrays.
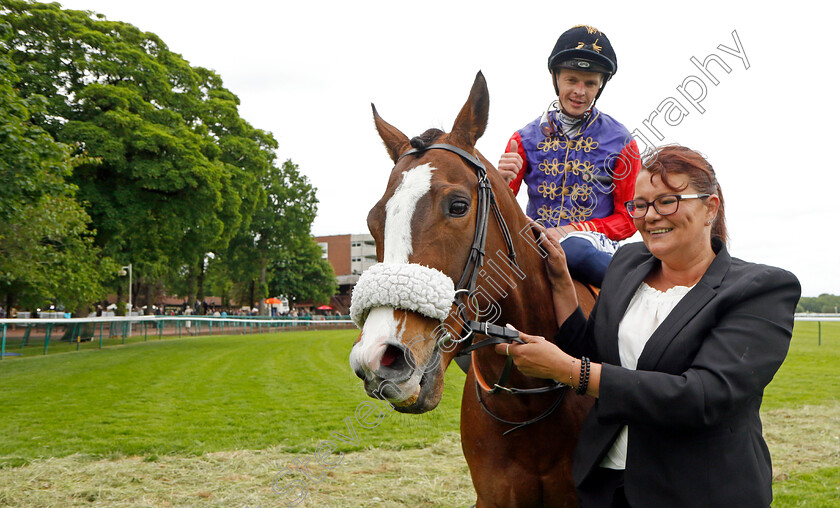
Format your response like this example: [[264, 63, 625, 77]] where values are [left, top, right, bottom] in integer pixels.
[[55, 0, 839, 297]]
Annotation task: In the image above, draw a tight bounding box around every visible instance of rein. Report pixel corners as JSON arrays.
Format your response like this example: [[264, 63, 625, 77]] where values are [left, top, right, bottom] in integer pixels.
[[398, 142, 568, 430]]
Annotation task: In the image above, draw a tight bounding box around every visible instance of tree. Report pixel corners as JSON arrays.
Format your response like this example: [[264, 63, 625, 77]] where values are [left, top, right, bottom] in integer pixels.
[[222, 160, 336, 310], [1, 0, 273, 310], [798, 294, 840, 314], [269, 235, 336, 306], [3, 2, 332, 312], [0, 36, 112, 312]]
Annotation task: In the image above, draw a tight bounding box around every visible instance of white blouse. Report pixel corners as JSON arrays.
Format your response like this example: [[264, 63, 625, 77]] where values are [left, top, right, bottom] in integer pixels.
[[600, 281, 694, 470]]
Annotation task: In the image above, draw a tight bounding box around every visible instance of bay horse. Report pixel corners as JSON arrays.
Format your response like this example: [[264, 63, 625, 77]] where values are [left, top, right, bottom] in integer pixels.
[[349, 71, 596, 507]]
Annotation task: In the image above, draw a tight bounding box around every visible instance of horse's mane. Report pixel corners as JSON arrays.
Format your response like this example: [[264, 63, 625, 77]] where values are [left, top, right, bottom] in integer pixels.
[[409, 128, 445, 150]]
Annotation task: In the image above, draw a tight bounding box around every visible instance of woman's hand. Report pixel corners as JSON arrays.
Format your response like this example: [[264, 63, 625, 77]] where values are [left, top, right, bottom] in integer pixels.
[[528, 218, 579, 326], [495, 325, 602, 397], [529, 219, 576, 293], [494, 325, 570, 381]]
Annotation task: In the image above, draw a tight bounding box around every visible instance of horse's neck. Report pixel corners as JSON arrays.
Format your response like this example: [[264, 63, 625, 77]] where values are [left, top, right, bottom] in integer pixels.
[[490, 216, 558, 341], [470, 218, 559, 387], [469, 158, 560, 339]]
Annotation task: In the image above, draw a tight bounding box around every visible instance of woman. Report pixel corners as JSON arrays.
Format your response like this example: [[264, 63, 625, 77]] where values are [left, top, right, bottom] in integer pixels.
[[498, 145, 800, 507]]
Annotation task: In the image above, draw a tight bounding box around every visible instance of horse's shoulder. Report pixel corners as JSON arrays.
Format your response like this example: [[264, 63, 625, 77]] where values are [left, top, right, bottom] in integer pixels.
[[573, 280, 598, 316]]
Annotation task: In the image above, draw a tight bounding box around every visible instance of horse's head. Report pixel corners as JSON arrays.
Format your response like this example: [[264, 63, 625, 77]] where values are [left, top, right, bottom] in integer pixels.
[[349, 72, 529, 413]]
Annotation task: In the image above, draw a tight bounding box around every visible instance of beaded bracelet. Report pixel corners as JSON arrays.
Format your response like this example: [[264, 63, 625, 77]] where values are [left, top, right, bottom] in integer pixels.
[[576, 356, 590, 395], [584, 357, 591, 393]]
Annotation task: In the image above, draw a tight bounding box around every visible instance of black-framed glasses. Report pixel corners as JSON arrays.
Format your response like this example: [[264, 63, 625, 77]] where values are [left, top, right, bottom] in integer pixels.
[[624, 194, 710, 219]]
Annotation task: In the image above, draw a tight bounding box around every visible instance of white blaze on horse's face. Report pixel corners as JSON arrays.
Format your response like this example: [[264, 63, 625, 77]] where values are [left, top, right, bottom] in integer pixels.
[[383, 163, 435, 263], [350, 164, 436, 401], [352, 306, 404, 371]]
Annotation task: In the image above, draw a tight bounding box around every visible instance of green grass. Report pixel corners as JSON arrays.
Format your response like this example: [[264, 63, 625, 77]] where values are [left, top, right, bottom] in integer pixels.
[[763, 321, 840, 410], [1, 330, 157, 359], [0, 329, 465, 467], [773, 467, 840, 507], [763, 322, 840, 507], [0, 322, 837, 506]]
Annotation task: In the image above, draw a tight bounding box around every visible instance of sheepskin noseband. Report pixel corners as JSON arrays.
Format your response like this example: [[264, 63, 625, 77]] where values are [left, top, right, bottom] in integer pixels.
[[350, 263, 456, 328]]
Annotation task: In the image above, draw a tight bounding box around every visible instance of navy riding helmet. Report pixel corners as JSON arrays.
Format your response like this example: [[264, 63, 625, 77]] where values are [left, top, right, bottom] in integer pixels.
[[548, 25, 618, 96]]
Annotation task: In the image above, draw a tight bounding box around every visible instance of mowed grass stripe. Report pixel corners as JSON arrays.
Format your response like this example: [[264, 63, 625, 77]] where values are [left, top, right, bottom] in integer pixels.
[[1, 323, 836, 463], [763, 321, 840, 410], [0, 330, 465, 465]]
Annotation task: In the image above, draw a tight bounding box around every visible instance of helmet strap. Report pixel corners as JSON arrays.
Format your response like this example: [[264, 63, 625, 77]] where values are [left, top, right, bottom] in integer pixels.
[[586, 83, 607, 114], [589, 80, 607, 112]]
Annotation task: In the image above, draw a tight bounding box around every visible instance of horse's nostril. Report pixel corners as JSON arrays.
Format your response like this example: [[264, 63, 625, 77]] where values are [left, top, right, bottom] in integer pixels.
[[380, 344, 409, 373], [353, 365, 366, 380], [381, 345, 398, 367]]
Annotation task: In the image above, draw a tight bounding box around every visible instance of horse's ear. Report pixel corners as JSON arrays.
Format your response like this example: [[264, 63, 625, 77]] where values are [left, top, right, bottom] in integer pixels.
[[372, 103, 411, 164], [450, 71, 489, 148]]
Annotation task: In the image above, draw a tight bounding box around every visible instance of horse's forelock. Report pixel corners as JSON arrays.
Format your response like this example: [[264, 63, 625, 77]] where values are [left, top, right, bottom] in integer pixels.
[[408, 128, 445, 151]]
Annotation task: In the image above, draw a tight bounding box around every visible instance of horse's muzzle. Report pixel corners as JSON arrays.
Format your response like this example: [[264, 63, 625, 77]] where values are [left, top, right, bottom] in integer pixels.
[[351, 342, 415, 383]]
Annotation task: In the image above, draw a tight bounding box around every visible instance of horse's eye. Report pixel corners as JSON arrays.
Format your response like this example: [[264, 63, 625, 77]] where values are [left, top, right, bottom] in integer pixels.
[[449, 200, 469, 217]]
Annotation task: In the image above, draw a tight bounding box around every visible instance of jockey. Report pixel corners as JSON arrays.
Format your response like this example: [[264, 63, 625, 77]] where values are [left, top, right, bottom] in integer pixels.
[[498, 25, 641, 287]]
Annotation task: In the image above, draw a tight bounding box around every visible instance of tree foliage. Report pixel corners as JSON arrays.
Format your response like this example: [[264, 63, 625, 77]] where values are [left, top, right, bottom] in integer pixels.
[[0, 35, 112, 312], [0, 1, 336, 313], [797, 294, 840, 314], [223, 160, 335, 308], [1, 0, 270, 300], [269, 235, 336, 306]]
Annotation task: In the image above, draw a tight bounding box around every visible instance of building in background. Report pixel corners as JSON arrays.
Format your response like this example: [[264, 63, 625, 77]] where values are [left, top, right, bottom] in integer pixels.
[[314, 234, 377, 315]]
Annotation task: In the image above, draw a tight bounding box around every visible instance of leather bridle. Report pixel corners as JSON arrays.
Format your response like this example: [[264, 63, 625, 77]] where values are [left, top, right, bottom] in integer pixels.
[[397, 141, 567, 434], [398, 142, 517, 292], [398, 142, 518, 343]]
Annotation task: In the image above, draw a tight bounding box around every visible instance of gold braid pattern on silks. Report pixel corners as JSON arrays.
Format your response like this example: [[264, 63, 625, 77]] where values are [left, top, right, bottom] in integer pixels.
[[537, 157, 594, 200], [567, 136, 599, 152], [540, 136, 599, 153], [570, 159, 594, 175], [537, 181, 561, 200], [536, 205, 563, 225], [532, 122, 603, 227], [538, 137, 564, 152], [538, 158, 563, 177], [536, 183, 598, 225], [569, 183, 595, 203]]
